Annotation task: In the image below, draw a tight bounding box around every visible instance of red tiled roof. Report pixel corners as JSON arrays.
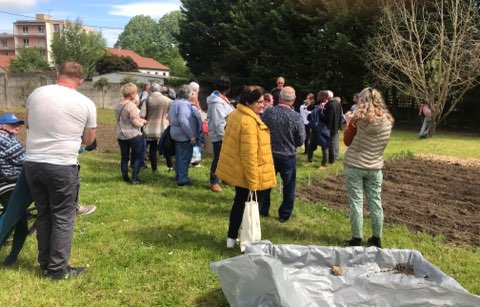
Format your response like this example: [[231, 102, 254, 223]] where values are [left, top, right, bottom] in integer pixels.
[[0, 55, 14, 71], [106, 47, 170, 71]]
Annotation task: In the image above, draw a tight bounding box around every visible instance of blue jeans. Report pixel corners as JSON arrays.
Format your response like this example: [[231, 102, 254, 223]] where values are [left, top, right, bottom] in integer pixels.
[[328, 132, 338, 163], [260, 155, 296, 220], [210, 141, 222, 184], [419, 117, 431, 137], [118, 135, 143, 180], [174, 141, 193, 184], [140, 136, 147, 167]]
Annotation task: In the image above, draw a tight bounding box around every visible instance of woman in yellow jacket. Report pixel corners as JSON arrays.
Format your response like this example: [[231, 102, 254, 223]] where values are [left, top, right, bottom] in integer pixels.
[[216, 86, 277, 248]]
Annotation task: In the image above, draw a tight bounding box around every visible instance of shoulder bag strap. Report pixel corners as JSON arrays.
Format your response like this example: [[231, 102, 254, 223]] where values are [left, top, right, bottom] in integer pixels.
[[117, 102, 132, 125]]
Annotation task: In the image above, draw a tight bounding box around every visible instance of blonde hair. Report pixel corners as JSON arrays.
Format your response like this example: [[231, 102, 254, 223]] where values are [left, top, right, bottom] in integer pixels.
[[121, 82, 138, 98], [354, 87, 394, 125]]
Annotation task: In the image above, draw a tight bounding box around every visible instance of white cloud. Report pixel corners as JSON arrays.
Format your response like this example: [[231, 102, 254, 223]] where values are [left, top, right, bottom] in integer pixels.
[[109, 1, 180, 20], [0, 0, 41, 10]]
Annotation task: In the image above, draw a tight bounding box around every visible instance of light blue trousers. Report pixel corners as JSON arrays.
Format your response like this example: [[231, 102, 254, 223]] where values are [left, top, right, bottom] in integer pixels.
[[344, 166, 384, 239]]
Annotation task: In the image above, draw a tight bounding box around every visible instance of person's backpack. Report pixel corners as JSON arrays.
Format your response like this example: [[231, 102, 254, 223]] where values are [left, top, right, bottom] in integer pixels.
[[158, 126, 175, 157]]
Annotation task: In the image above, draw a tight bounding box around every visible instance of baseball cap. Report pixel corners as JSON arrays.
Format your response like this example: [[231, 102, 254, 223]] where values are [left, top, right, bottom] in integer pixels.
[[0, 113, 25, 125]]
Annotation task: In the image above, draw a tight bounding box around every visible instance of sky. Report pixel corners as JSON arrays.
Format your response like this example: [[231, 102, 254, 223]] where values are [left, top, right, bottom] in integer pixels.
[[0, 0, 182, 47]]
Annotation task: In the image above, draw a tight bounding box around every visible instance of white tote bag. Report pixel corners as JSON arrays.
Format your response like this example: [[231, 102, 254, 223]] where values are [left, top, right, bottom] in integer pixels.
[[240, 191, 261, 252]]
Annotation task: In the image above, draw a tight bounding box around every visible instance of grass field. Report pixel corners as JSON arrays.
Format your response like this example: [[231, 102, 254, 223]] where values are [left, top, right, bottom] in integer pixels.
[[0, 108, 479, 306]]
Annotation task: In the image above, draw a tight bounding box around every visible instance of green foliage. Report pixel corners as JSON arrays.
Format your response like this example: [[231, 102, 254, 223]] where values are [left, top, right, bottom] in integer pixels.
[[117, 15, 158, 56], [389, 149, 415, 160], [120, 75, 137, 85], [179, 0, 236, 80], [8, 48, 49, 73], [164, 76, 189, 88], [179, 0, 380, 98], [117, 12, 190, 78], [93, 77, 110, 90], [95, 54, 138, 74], [50, 18, 107, 79]]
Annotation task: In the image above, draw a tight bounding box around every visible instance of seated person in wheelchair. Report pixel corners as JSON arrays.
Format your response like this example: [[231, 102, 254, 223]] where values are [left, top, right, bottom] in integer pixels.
[[0, 113, 25, 182], [0, 114, 95, 266], [0, 113, 28, 266], [0, 113, 96, 215]]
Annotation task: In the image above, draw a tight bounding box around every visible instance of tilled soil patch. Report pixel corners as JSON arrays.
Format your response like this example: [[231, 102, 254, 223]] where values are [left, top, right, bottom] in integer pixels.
[[297, 156, 480, 247]]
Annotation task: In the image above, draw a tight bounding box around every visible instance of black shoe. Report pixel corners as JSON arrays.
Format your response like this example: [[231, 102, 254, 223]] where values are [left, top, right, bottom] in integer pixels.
[[177, 181, 191, 187], [38, 267, 48, 277], [347, 237, 362, 246], [48, 266, 85, 281], [260, 213, 269, 218], [3, 254, 17, 267], [130, 178, 144, 185], [278, 217, 289, 223], [367, 236, 382, 248], [122, 176, 130, 182]]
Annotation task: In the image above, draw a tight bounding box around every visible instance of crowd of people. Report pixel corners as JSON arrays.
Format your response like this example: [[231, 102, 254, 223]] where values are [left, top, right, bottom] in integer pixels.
[[114, 76, 395, 250], [0, 65, 397, 280]]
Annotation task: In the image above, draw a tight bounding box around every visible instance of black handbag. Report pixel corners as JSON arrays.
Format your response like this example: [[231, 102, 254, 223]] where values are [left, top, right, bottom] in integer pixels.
[[157, 126, 175, 156]]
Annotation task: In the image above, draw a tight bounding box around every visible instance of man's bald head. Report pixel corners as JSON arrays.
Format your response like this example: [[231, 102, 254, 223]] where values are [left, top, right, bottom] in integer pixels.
[[280, 86, 296, 105]]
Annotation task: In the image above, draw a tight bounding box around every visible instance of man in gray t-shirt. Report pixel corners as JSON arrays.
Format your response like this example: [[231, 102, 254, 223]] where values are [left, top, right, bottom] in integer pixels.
[[25, 61, 96, 281]]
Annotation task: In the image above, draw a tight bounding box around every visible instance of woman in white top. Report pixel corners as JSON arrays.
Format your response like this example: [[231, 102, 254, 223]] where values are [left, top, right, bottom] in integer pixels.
[[299, 93, 314, 154]]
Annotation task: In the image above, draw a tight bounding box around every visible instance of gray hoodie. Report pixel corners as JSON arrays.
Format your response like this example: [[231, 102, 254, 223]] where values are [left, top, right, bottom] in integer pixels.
[[206, 91, 234, 143]]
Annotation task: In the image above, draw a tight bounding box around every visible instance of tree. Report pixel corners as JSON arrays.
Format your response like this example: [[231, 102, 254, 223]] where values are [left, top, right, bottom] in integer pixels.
[[367, 0, 480, 135], [95, 54, 138, 74], [117, 15, 158, 56], [179, 0, 237, 80], [179, 0, 379, 97], [118, 13, 190, 77], [50, 18, 107, 79], [157, 11, 191, 78], [93, 77, 110, 108], [8, 47, 49, 73]]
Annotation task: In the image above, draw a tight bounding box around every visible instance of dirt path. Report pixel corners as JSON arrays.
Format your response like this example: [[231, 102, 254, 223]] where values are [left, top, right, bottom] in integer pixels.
[[297, 156, 480, 247]]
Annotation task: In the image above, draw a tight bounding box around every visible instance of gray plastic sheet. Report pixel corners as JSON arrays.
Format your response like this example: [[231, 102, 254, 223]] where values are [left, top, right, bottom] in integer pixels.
[[210, 241, 480, 306]]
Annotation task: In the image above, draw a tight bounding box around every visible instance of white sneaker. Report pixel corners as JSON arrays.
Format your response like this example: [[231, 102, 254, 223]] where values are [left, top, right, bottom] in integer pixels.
[[77, 205, 97, 216], [226, 237, 238, 248]]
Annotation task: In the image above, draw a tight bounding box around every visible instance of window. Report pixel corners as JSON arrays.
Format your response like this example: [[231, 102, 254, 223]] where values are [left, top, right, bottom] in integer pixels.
[[22, 26, 28, 33], [38, 26, 44, 34], [23, 38, 29, 47], [1, 40, 7, 48], [54, 24, 60, 32]]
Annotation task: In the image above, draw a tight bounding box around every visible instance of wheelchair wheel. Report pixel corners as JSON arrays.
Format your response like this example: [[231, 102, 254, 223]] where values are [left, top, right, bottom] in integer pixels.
[[0, 181, 37, 235], [0, 182, 15, 214]]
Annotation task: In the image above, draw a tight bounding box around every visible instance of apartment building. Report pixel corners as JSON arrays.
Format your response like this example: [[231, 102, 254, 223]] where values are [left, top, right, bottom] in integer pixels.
[[12, 14, 66, 64], [2, 13, 95, 66], [0, 33, 15, 57]]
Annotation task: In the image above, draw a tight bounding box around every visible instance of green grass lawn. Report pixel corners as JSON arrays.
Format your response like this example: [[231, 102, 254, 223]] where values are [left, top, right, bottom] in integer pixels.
[[1, 110, 479, 305]]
